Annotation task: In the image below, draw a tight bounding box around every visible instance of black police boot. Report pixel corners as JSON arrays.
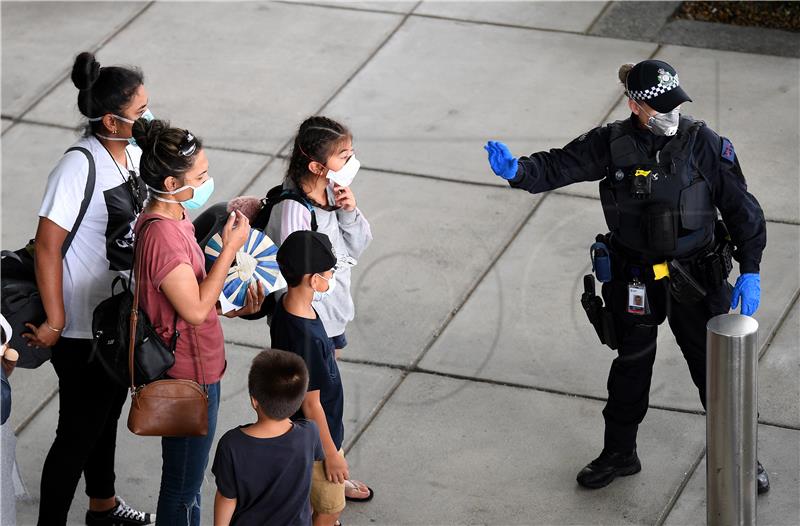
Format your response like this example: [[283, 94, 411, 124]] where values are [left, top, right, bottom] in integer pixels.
[[577, 449, 641, 489], [757, 460, 770, 495]]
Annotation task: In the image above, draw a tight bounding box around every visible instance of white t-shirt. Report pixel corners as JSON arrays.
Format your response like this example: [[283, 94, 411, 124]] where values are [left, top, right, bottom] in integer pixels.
[[38, 135, 143, 338]]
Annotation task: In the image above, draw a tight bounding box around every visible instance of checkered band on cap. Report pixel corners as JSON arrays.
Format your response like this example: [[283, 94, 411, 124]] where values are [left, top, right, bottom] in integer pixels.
[[628, 73, 681, 101]]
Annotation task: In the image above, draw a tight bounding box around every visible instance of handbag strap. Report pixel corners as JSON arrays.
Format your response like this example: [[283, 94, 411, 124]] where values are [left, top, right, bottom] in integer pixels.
[[128, 218, 177, 390], [128, 217, 205, 391]]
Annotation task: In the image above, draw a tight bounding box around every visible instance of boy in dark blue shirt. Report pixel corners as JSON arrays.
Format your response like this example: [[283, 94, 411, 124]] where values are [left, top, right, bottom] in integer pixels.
[[212, 349, 323, 526], [271, 230, 352, 526]]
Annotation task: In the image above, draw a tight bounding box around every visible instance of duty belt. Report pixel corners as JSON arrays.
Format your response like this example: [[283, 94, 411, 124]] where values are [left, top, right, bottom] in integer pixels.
[[604, 229, 732, 291]]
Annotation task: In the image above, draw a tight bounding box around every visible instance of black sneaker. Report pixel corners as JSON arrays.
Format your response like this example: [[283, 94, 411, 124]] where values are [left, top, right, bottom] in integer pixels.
[[85, 496, 154, 525], [757, 460, 770, 495], [577, 449, 642, 489]]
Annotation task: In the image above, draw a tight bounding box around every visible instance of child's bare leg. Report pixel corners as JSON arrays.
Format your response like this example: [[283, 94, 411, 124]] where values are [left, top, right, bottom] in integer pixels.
[[312, 511, 341, 526]]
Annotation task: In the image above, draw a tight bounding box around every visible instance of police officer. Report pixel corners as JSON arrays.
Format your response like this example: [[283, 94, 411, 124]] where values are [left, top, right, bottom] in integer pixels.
[[485, 59, 769, 492]]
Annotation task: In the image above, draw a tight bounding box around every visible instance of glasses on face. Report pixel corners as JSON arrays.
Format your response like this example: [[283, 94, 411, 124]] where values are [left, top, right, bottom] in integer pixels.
[[178, 130, 198, 157]]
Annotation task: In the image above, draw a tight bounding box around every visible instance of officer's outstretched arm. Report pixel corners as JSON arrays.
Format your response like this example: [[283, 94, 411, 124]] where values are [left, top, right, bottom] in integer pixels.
[[484, 127, 611, 195]]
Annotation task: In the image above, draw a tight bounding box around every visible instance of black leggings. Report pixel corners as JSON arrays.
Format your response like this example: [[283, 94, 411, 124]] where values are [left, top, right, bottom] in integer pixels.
[[38, 337, 127, 525]]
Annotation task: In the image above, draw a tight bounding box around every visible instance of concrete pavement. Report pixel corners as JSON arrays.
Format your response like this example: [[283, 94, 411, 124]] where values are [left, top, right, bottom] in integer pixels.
[[2, 1, 798, 524]]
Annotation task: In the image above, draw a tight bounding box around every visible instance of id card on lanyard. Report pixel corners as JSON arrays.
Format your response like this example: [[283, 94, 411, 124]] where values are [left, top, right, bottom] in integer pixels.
[[627, 279, 648, 315]]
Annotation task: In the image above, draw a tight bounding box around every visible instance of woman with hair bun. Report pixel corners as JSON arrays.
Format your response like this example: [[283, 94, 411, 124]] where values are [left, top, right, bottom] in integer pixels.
[[130, 118, 259, 526], [23, 51, 154, 525]]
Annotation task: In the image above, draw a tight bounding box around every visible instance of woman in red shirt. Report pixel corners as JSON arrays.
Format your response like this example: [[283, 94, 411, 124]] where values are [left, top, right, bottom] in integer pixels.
[[131, 118, 262, 526]]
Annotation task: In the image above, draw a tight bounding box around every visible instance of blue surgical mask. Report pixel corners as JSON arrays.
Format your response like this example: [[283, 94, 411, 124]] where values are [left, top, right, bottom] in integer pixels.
[[150, 177, 215, 210], [92, 108, 155, 146], [312, 272, 337, 302]]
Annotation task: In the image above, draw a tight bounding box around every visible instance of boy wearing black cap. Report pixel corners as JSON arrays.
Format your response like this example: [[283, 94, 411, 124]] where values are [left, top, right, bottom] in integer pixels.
[[271, 230, 350, 526]]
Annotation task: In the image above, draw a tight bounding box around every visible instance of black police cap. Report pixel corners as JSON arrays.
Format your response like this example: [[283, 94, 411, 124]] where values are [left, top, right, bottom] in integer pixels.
[[276, 230, 337, 277], [626, 59, 692, 113]]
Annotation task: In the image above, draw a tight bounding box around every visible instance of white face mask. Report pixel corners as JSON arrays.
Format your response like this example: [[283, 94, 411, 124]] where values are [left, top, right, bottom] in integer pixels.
[[312, 272, 336, 302], [326, 155, 360, 187]]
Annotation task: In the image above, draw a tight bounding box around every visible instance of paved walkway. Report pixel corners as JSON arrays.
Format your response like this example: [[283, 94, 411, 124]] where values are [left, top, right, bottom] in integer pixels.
[[2, 2, 798, 525]]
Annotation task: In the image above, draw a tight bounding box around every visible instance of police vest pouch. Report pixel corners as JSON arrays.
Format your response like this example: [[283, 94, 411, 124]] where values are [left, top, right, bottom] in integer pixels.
[[667, 259, 707, 303], [599, 181, 620, 230], [609, 134, 640, 167], [645, 203, 677, 253], [679, 179, 714, 231]]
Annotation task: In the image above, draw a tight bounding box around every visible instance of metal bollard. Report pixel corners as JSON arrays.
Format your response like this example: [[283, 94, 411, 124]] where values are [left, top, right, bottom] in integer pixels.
[[706, 314, 759, 526]]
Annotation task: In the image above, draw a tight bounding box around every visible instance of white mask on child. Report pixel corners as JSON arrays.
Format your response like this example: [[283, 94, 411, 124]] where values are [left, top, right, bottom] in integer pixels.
[[312, 273, 336, 302], [326, 156, 360, 187]]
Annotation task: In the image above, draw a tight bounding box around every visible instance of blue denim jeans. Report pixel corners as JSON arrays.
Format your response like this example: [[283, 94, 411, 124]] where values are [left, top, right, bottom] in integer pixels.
[[155, 382, 220, 526]]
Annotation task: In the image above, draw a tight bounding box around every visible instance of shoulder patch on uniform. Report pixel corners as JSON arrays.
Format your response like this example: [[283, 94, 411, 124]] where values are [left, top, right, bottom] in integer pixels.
[[720, 137, 735, 163]]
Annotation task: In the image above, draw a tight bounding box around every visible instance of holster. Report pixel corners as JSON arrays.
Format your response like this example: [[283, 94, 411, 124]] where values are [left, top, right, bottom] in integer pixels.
[[693, 220, 734, 289], [581, 275, 618, 350], [667, 259, 707, 304]]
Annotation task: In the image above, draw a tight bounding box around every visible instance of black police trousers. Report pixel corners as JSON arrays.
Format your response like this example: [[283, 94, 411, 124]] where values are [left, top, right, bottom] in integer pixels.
[[600, 277, 733, 453]]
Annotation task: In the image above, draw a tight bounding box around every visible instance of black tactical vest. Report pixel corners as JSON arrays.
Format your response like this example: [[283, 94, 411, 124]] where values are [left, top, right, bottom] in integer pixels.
[[599, 116, 716, 259]]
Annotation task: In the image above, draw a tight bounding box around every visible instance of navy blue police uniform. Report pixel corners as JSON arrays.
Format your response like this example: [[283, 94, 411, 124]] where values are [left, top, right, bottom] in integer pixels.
[[503, 61, 767, 491]]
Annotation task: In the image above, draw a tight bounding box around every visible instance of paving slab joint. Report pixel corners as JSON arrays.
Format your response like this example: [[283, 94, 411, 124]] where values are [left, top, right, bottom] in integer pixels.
[[342, 194, 549, 452], [757, 287, 800, 362], [585, 1, 613, 35], [656, 445, 707, 525], [273, 0, 410, 17], [14, 386, 58, 436], [234, 1, 422, 197], [1, 1, 157, 138]]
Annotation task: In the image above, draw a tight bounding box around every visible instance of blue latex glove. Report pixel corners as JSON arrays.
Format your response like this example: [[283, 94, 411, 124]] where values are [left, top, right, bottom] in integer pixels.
[[730, 273, 761, 316], [484, 140, 519, 180]]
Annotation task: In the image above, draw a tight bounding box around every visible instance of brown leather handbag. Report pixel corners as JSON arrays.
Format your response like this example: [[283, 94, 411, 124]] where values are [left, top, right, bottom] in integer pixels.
[[126, 222, 209, 437]]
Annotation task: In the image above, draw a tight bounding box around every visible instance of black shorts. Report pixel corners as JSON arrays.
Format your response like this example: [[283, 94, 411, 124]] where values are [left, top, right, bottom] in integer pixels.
[[329, 333, 347, 349]]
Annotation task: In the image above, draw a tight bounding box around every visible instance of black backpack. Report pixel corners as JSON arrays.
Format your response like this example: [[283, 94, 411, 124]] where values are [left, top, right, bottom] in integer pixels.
[[251, 184, 318, 232], [0, 147, 95, 368], [90, 219, 179, 387], [193, 184, 317, 320]]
